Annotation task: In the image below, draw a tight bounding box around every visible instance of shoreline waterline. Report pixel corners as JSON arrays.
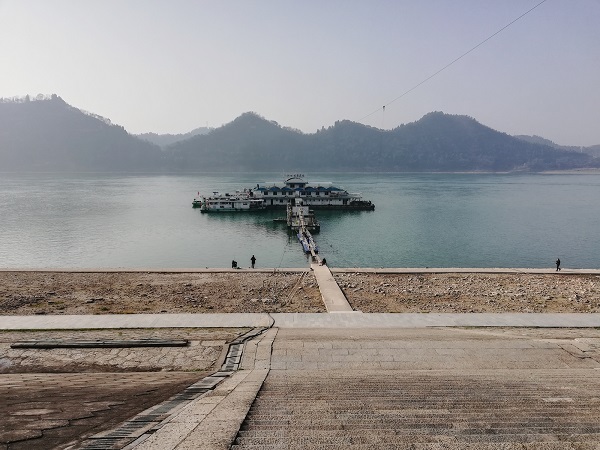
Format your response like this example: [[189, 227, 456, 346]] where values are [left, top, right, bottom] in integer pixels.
[[1, 267, 599, 274]]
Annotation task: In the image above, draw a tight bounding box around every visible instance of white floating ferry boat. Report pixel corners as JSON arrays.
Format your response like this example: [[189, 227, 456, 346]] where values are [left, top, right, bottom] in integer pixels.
[[193, 190, 266, 212], [254, 174, 374, 210], [193, 174, 374, 212]]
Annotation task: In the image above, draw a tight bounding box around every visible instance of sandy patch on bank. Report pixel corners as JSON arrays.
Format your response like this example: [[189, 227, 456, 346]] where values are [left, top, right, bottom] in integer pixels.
[[0, 271, 325, 315]]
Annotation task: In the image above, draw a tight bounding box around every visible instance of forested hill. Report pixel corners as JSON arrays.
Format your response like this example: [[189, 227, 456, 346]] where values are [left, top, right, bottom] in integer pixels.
[[137, 127, 211, 147], [514, 134, 600, 158], [0, 95, 163, 171], [0, 96, 597, 172], [167, 111, 595, 172]]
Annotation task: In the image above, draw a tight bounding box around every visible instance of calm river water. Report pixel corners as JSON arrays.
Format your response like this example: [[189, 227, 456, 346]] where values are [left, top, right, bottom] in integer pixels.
[[1, 172, 599, 269]]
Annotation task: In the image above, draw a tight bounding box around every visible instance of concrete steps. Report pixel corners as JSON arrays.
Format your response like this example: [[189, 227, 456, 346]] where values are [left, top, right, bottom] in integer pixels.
[[231, 372, 600, 448]]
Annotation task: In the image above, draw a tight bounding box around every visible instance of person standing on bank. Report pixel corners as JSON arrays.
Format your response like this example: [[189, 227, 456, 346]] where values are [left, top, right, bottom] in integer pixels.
[[556, 258, 561, 271], [251, 255, 256, 269]]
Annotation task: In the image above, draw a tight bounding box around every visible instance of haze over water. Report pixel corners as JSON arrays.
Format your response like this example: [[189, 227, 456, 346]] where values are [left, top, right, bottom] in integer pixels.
[[1, 173, 599, 269]]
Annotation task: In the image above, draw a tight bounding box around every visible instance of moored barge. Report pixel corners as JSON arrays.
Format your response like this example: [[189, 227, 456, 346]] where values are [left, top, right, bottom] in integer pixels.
[[256, 174, 374, 210], [193, 191, 265, 212]]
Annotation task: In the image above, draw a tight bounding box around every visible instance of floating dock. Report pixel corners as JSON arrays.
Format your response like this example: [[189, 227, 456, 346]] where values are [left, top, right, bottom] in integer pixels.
[[286, 197, 320, 232], [286, 198, 322, 260]]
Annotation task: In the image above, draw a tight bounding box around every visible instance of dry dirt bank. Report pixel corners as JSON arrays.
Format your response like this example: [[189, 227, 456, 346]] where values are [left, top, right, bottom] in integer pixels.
[[1, 271, 600, 315], [0, 271, 325, 315], [335, 272, 600, 313]]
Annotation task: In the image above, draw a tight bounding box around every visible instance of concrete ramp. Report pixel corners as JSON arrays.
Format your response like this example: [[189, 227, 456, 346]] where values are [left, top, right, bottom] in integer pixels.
[[231, 328, 600, 449], [310, 264, 355, 312]]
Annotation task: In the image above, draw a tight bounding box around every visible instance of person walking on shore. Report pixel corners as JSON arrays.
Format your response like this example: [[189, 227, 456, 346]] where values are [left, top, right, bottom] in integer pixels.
[[556, 258, 561, 271], [251, 255, 256, 269]]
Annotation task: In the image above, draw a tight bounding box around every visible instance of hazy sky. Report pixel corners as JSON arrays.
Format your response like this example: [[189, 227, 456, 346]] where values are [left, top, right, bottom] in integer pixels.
[[1, 1, 599, 145]]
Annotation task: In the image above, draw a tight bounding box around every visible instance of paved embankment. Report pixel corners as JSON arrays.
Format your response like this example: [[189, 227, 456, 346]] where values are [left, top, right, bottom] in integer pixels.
[[0, 328, 250, 450], [127, 329, 277, 450], [3, 316, 600, 449], [232, 327, 600, 449], [3, 313, 600, 330]]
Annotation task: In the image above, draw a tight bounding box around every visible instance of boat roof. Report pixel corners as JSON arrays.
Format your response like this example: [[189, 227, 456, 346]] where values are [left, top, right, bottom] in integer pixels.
[[256, 185, 343, 192]]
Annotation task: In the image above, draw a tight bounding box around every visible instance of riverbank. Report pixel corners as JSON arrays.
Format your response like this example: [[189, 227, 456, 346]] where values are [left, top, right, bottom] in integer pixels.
[[1, 270, 599, 315]]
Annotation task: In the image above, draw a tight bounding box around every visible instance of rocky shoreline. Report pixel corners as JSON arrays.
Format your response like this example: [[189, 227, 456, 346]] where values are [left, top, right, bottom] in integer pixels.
[[0, 271, 599, 315], [336, 272, 600, 313]]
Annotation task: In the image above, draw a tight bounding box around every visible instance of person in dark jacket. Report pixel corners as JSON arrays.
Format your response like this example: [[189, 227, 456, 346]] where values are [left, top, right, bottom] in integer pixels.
[[555, 258, 561, 271]]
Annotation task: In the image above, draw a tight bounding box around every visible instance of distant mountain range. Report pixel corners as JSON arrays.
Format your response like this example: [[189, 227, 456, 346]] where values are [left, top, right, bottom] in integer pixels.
[[137, 127, 211, 147], [0, 95, 163, 172], [1, 95, 598, 172], [514, 134, 600, 158]]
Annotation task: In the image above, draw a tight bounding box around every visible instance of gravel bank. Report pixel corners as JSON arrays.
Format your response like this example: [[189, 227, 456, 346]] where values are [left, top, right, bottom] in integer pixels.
[[335, 272, 600, 313], [1, 271, 599, 314], [0, 271, 325, 315]]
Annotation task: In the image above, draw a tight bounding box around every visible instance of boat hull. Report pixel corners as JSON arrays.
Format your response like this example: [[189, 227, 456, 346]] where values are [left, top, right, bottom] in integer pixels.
[[199, 205, 266, 212], [193, 195, 265, 212]]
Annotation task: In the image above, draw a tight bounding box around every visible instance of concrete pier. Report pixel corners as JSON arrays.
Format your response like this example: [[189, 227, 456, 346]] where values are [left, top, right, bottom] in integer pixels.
[[309, 263, 355, 312]]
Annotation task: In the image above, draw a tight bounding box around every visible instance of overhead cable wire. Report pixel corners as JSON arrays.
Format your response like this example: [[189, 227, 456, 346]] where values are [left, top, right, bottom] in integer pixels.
[[359, 0, 549, 123]]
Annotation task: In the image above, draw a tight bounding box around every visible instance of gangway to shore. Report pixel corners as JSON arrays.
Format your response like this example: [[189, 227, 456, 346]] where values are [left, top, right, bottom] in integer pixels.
[[295, 212, 353, 312], [296, 213, 321, 262]]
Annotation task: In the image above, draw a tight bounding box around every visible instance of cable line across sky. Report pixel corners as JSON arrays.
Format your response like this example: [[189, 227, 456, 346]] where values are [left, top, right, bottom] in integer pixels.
[[359, 0, 550, 124]]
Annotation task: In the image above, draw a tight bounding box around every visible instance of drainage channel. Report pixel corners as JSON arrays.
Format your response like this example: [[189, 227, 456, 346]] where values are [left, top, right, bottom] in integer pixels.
[[11, 339, 190, 349], [78, 327, 268, 450]]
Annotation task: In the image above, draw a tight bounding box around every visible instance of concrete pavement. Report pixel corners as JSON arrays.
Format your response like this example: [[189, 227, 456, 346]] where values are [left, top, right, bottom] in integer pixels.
[[3, 314, 600, 449], [310, 263, 354, 312], [75, 325, 600, 449], [127, 329, 277, 450], [2, 312, 600, 330], [232, 327, 600, 449], [0, 314, 273, 330]]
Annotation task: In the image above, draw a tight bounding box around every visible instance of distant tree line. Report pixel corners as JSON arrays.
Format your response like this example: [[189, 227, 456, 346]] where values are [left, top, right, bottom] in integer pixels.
[[0, 93, 60, 103], [0, 98, 598, 173]]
